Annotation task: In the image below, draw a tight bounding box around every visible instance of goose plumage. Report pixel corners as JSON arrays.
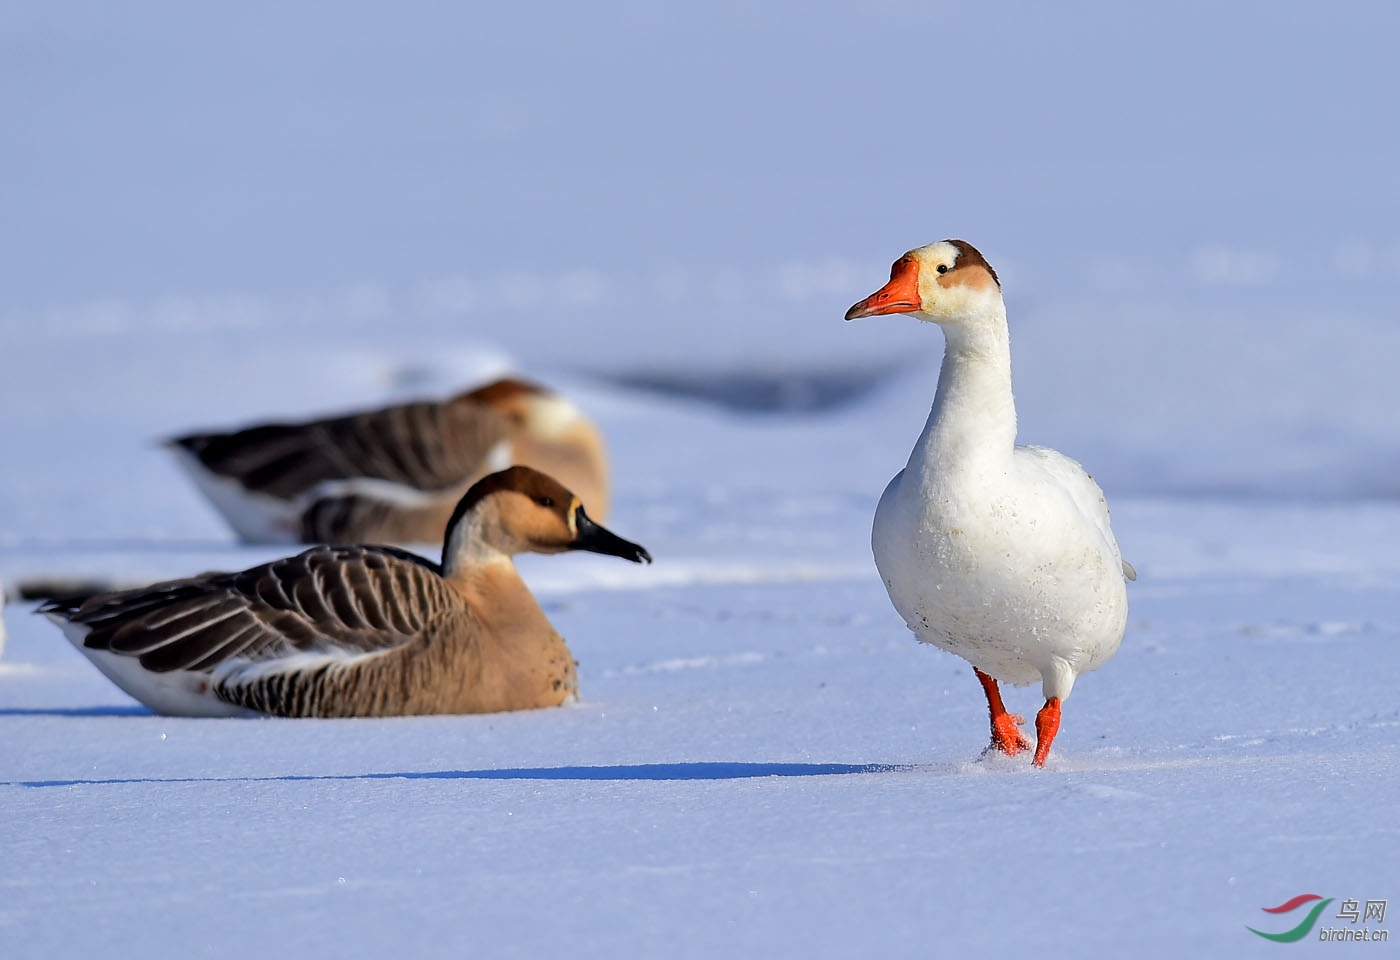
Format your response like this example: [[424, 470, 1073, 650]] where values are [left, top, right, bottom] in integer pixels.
[[40, 467, 650, 718], [847, 239, 1133, 766], [168, 378, 611, 545]]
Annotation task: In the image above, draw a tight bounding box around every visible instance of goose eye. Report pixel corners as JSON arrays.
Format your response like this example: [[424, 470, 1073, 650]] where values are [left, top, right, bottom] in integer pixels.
[[937, 264, 949, 274], [536, 496, 554, 508]]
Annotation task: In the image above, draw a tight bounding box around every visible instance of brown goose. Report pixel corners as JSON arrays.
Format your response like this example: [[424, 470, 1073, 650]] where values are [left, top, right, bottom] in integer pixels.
[[166, 378, 611, 545], [40, 467, 650, 718]]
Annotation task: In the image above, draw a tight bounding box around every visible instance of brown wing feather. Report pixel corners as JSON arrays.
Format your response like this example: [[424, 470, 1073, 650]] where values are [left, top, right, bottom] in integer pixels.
[[171, 395, 512, 499], [297, 490, 459, 545], [58, 546, 454, 675]]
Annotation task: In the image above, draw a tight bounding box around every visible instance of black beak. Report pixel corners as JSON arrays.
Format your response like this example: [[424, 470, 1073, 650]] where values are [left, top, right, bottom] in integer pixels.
[[571, 506, 652, 564]]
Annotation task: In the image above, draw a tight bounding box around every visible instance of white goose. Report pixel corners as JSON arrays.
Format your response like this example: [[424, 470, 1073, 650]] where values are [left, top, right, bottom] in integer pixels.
[[847, 239, 1133, 766]]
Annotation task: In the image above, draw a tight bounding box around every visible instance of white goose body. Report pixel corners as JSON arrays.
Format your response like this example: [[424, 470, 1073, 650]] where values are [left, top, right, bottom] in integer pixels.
[[872, 407, 1129, 697], [851, 240, 1132, 764]]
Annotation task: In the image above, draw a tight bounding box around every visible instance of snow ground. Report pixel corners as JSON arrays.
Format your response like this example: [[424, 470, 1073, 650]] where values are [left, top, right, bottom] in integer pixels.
[[3, 2, 1400, 956], [2, 412, 1398, 956]]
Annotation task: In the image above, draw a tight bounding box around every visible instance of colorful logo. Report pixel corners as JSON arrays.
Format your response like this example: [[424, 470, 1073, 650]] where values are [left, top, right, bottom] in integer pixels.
[[1246, 894, 1334, 942]]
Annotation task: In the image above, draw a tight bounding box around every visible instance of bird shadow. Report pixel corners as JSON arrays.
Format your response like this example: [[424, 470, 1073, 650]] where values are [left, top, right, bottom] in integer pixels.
[[0, 705, 154, 718], [7, 761, 909, 789]]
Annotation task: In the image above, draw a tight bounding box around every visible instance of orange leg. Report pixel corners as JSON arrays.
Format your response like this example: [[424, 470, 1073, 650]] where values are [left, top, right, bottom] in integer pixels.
[[1033, 698, 1062, 767], [975, 668, 1029, 756]]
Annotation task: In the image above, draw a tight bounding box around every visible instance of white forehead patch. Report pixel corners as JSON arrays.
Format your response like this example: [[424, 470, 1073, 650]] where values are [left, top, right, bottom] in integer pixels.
[[526, 394, 583, 438], [910, 240, 962, 267]]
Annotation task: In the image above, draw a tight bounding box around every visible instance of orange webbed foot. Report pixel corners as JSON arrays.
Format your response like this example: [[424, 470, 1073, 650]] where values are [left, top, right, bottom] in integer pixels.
[[975, 668, 1030, 757], [1032, 698, 1062, 767], [990, 711, 1031, 756]]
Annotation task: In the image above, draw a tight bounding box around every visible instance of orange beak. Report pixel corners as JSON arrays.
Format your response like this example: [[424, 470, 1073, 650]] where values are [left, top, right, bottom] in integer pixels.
[[845, 257, 922, 320]]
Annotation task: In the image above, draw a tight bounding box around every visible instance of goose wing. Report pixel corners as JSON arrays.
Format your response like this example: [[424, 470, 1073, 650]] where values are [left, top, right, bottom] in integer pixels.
[[1017, 445, 1135, 581], [42, 546, 453, 676], [169, 396, 511, 500], [297, 491, 457, 545]]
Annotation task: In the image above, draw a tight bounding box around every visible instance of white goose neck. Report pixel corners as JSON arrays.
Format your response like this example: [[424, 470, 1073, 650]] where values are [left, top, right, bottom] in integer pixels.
[[911, 301, 1017, 477], [442, 513, 515, 577]]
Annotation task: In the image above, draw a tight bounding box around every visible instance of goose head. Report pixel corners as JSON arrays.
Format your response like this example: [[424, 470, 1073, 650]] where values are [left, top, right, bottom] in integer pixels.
[[441, 465, 649, 573], [465, 377, 612, 521], [845, 240, 1002, 326], [466, 378, 588, 441]]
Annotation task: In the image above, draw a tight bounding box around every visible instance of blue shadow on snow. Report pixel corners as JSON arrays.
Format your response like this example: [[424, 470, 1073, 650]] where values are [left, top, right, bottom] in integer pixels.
[[7, 761, 907, 789], [0, 705, 153, 718]]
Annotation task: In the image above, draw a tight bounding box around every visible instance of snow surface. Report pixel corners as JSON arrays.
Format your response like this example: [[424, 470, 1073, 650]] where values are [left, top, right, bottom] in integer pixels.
[[3, 2, 1399, 957], [3, 501, 1399, 958]]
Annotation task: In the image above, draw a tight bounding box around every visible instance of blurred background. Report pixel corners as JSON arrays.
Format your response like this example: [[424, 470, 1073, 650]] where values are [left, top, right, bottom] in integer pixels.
[[2, 0, 1398, 557]]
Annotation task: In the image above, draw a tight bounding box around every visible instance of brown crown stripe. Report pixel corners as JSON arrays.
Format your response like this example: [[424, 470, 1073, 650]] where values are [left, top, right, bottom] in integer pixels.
[[947, 239, 1000, 288], [443, 465, 576, 550], [460, 378, 551, 407]]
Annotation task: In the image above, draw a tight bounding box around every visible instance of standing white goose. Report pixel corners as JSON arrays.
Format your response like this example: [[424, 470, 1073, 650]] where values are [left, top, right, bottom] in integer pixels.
[[847, 240, 1134, 766]]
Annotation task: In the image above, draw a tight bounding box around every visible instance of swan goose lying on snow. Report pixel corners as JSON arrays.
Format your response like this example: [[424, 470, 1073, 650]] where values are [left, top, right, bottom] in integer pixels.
[[847, 239, 1134, 766], [168, 378, 611, 545], [41, 467, 650, 718]]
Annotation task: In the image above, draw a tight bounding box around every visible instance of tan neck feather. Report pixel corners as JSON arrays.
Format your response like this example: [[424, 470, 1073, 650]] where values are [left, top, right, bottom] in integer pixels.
[[441, 501, 513, 575]]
